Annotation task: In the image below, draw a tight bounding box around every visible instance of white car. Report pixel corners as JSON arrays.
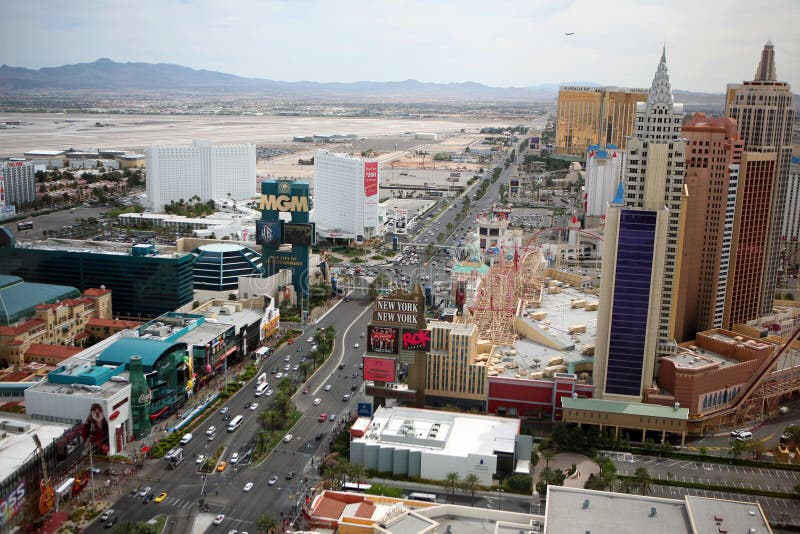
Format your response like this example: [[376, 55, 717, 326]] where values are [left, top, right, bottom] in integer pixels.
[[230, 452, 239, 464], [284, 355, 291, 362], [313, 398, 322, 406], [196, 454, 206, 464], [249, 402, 259, 411], [324, 384, 332, 391], [307, 337, 314, 343], [354, 343, 360, 349], [265, 389, 274, 397], [243, 482, 254, 492], [275, 372, 284, 379], [268, 476, 278, 486], [213, 514, 225, 525], [206, 426, 216, 435], [283, 434, 293, 443]]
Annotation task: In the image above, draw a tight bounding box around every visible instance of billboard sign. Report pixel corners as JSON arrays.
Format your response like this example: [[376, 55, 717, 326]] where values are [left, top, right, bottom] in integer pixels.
[[364, 161, 378, 197], [367, 325, 399, 354], [530, 136, 541, 150], [0, 480, 25, 529], [256, 220, 282, 248], [395, 209, 408, 235], [373, 298, 422, 325], [402, 328, 431, 352], [283, 222, 315, 246], [357, 402, 372, 417], [363, 356, 397, 382]]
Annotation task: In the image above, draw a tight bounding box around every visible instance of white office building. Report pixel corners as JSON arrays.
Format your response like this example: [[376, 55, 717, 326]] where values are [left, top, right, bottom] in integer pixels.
[[146, 139, 256, 212], [584, 145, 624, 226], [313, 150, 380, 240]]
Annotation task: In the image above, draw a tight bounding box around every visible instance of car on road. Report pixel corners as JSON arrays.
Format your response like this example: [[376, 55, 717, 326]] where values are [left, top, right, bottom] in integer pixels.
[[196, 454, 206, 464], [268, 476, 278, 486], [283, 434, 293, 442], [271, 366, 278, 374], [730, 429, 745, 438], [220, 407, 229, 415], [736, 431, 753, 441], [265, 389, 274, 397], [296, 346, 302, 352], [138, 486, 152, 498], [144, 493, 155, 503], [313, 398, 322, 406], [325, 384, 332, 391], [360, 332, 365, 337], [315, 432, 325, 440], [342, 394, 351, 401], [352, 372, 359, 379], [354, 343, 360, 349], [100, 509, 115, 522], [350, 384, 358, 391], [207, 432, 217, 441], [292, 364, 299, 371], [302, 386, 309, 394], [319, 413, 327, 422], [285, 355, 291, 362], [307, 337, 314, 343], [104, 516, 119, 528], [284, 364, 291, 371], [249, 402, 259, 411], [217, 461, 227, 472], [338, 363, 345, 370], [206, 426, 216, 435], [329, 413, 337, 421], [230, 453, 239, 464], [154, 492, 168, 503], [213, 514, 226, 525], [275, 372, 284, 379], [286, 471, 295, 480], [243, 482, 254, 492]]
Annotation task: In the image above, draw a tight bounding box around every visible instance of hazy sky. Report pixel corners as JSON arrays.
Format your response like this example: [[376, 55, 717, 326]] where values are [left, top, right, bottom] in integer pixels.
[[2, 0, 798, 92]]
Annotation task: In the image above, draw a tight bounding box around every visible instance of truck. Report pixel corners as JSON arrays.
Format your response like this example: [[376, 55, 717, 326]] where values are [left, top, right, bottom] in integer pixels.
[[167, 449, 184, 469]]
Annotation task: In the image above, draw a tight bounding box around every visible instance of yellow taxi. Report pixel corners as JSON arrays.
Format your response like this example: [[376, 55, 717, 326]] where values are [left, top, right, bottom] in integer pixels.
[[217, 461, 226, 472], [154, 492, 168, 503]]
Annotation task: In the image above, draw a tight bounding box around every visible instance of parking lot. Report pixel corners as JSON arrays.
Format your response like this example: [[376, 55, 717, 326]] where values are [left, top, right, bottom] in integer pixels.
[[649, 483, 798, 525], [610, 453, 800, 493]]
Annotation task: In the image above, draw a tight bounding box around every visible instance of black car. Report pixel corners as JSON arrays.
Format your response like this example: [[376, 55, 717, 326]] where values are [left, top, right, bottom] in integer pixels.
[[104, 516, 119, 528], [271, 366, 278, 374], [350, 384, 358, 391], [144, 493, 155, 503], [286, 471, 295, 480], [315, 432, 324, 440], [338, 363, 346, 370]]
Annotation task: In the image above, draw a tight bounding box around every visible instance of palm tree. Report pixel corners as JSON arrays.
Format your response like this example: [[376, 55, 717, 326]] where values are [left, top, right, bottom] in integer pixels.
[[541, 448, 555, 469], [321, 466, 338, 490], [460, 473, 481, 505], [335, 460, 351, 487], [256, 513, 280, 534], [445, 472, 460, 503], [633, 467, 652, 496], [350, 463, 367, 487]]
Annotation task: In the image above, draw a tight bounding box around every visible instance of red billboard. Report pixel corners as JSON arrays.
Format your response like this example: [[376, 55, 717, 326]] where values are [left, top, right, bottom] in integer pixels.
[[363, 356, 397, 382], [364, 161, 378, 198], [367, 325, 399, 354], [402, 328, 431, 352]]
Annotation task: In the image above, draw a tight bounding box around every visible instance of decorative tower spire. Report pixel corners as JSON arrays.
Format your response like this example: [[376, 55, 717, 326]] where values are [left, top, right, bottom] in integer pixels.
[[754, 40, 777, 81], [647, 46, 674, 109]]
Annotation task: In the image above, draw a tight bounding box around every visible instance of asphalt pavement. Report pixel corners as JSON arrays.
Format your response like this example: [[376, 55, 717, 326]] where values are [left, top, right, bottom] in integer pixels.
[[84, 292, 374, 533]]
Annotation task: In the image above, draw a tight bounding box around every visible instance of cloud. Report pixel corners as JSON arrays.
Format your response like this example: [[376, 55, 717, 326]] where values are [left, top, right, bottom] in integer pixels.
[[1, 0, 797, 91]]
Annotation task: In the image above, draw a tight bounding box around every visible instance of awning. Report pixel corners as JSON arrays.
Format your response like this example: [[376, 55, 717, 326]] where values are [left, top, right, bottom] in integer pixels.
[[56, 478, 75, 495], [213, 346, 237, 369]]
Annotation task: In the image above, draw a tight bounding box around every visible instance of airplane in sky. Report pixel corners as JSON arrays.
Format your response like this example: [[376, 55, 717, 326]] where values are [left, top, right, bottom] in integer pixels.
[[565, 32, 575, 36]]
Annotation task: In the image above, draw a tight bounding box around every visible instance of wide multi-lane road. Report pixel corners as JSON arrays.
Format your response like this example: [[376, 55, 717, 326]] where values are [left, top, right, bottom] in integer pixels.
[[86, 292, 373, 533]]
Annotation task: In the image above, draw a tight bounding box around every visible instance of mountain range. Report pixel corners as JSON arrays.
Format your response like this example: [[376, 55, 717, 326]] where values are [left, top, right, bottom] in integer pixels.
[[0, 58, 782, 108]]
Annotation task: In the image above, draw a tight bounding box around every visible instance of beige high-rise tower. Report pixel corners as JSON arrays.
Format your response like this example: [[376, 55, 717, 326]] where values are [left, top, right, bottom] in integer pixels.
[[725, 41, 795, 320]]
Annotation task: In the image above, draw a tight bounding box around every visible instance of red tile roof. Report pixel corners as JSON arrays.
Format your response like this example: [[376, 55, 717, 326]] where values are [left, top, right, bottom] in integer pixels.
[[313, 494, 348, 520], [354, 501, 376, 518], [1, 371, 32, 382], [25, 343, 83, 360], [0, 318, 45, 336], [83, 288, 111, 296]]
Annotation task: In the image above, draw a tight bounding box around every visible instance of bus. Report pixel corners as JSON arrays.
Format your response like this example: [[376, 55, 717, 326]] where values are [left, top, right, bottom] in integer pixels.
[[341, 482, 372, 493], [257, 372, 268, 385], [255, 383, 269, 397], [407, 492, 437, 503], [17, 221, 33, 231], [227, 415, 244, 432]]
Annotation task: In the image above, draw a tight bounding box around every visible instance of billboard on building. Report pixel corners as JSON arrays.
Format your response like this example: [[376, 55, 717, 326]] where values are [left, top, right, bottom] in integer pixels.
[[363, 161, 378, 228], [395, 209, 408, 235], [81, 403, 110, 455], [256, 220, 282, 248], [283, 222, 315, 246], [363, 356, 397, 382], [402, 328, 431, 352], [530, 136, 541, 149], [367, 325, 399, 354]]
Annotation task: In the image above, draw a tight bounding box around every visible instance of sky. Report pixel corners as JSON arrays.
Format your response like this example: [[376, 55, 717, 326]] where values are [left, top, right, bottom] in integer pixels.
[[1, 0, 799, 93]]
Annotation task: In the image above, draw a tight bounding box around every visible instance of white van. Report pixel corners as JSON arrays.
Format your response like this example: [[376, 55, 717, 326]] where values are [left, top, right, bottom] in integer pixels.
[[227, 415, 244, 432], [255, 383, 269, 397], [179, 433, 193, 445], [736, 431, 753, 441]]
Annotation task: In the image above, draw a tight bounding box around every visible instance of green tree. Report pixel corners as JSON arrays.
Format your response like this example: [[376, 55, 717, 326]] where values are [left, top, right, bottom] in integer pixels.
[[366, 483, 404, 498], [729, 439, 748, 463], [540, 448, 555, 469], [783, 425, 800, 444], [350, 463, 367, 486], [445, 472, 460, 503], [633, 467, 652, 495], [256, 512, 280, 534], [460, 473, 481, 504]]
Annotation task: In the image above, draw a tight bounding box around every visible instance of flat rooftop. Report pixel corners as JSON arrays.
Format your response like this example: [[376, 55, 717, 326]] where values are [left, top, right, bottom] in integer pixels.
[[545, 486, 691, 534], [176, 320, 231, 346], [355, 406, 518, 455], [0, 417, 71, 483], [685, 496, 770, 534], [15, 238, 188, 259], [491, 286, 597, 378]]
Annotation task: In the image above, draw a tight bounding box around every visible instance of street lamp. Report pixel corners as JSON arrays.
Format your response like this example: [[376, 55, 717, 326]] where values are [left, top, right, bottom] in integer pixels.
[[497, 488, 504, 510]]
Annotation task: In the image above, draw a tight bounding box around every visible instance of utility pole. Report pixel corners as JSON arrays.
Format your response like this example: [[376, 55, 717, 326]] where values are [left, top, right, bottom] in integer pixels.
[[88, 443, 97, 512]]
